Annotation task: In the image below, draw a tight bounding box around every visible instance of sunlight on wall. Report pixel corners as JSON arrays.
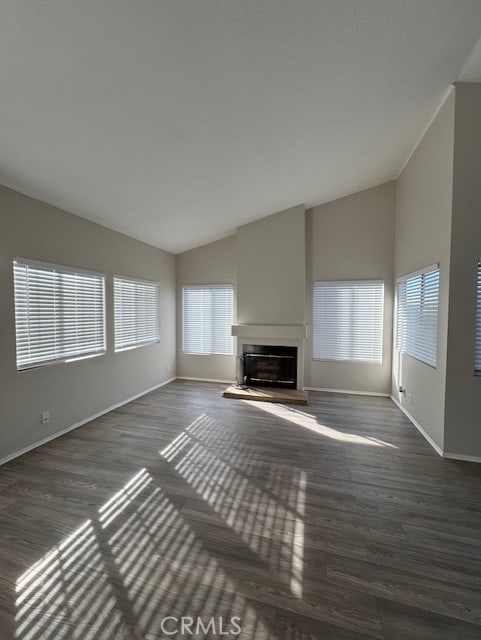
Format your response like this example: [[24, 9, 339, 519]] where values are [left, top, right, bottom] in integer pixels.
[[160, 413, 306, 598], [244, 401, 398, 448]]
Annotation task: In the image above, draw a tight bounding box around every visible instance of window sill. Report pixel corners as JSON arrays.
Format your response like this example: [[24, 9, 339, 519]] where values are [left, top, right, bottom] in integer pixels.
[[182, 351, 234, 357], [17, 351, 106, 372], [115, 340, 160, 353], [312, 358, 382, 365]]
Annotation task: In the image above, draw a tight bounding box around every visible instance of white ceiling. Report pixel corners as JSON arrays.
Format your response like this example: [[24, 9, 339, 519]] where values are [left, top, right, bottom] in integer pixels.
[[1, 1, 481, 253]]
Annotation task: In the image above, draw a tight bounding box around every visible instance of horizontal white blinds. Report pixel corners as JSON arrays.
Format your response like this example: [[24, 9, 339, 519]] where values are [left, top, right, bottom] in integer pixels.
[[13, 259, 106, 370], [475, 261, 481, 375], [396, 266, 440, 368], [183, 285, 234, 355], [114, 276, 160, 351], [313, 280, 384, 364]]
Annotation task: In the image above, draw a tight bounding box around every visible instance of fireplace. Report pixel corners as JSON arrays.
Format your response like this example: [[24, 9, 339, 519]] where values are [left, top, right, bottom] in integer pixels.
[[242, 344, 297, 389]]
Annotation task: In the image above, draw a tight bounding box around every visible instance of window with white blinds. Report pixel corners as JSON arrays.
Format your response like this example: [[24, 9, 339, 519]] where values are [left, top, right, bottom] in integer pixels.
[[182, 285, 234, 355], [396, 265, 440, 368], [114, 276, 160, 351], [475, 260, 481, 376], [13, 258, 106, 370], [313, 280, 384, 364]]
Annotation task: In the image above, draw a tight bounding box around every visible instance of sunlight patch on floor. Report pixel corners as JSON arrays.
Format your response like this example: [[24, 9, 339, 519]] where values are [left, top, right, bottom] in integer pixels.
[[160, 413, 306, 598], [15, 467, 276, 640], [244, 400, 398, 448], [15, 520, 123, 640]]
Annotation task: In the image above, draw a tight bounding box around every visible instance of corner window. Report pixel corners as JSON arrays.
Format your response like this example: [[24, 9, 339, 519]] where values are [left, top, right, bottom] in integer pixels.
[[114, 276, 160, 351], [396, 265, 440, 368]]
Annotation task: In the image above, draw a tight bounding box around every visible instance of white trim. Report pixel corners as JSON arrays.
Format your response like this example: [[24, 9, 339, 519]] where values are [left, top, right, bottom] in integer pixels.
[[306, 386, 389, 397], [18, 350, 107, 372], [177, 376, 235, 384], [390, 395, 444, 457], [0, 377, 176, 467], [391, 396, 481, 464], [443, 452, 481, 464]]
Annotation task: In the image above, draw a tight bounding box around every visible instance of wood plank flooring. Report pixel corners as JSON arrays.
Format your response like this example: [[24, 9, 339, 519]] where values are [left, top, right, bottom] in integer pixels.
[[0, 380, 480, 639], [222, 385, 309, 405]]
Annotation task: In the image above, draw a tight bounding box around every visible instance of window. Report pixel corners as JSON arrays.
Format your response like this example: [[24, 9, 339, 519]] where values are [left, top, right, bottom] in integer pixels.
[[396, 264, 440, 368], [114, 276, 160, 351], [313, 280, 384, 363], [13, 258, 106, 370], [182, 285, 234, 355], [475, 260, 481, 376]]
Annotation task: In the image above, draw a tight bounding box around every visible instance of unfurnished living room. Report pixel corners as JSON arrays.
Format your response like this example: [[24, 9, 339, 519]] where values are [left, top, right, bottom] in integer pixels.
[[2, 2, 481, 639]]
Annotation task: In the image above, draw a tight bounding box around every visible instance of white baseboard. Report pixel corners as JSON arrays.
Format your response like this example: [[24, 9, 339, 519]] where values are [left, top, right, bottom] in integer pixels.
[[0, 377, 177, 467], [443, 452, 481, 463], [177, 376, 234, 384], [391, 396, 481, 464], [306, 386, 390, 398], [390, 395, 444, 457]]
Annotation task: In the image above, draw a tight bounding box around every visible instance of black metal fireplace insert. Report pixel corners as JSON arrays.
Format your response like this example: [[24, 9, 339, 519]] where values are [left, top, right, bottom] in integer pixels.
[[242, 344, 297, 389]]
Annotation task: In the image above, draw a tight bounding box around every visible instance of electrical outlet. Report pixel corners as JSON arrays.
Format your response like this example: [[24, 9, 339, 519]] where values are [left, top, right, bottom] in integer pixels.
[[41, 411, 50, 425], [407, 393, 412, 404]]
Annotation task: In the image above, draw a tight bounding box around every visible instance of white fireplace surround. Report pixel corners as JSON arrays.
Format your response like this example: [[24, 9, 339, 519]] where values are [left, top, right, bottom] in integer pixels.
[[231, 324, 307, 389]]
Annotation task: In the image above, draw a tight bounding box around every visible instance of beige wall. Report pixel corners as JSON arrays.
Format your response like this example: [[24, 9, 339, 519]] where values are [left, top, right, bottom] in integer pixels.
[[176, 193, 396, 393], [392, 90, 455, 451], [444, 83, 481, 457], [176, 235, 237, 381], [176, 207, 307, 382], [0, 185, 176, 462], [306, 182, 395, 394], [4, 84, 481, 463], [236, 205, 306, 326]]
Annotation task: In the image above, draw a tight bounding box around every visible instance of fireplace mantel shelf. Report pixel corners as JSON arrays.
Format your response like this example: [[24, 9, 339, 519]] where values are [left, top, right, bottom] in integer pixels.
[[231, 324, 307, 340]]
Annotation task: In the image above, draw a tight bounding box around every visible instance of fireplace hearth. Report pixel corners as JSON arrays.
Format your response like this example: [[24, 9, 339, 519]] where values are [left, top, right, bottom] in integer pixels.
[[242, 344, 297, 389]]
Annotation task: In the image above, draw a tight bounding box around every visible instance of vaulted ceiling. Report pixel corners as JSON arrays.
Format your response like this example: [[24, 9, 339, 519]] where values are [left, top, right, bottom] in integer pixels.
[[2, 1, 481, 253]]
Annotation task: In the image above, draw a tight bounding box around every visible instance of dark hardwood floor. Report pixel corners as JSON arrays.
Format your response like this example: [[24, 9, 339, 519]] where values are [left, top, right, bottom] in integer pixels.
[[0, 380, 480, 639]]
